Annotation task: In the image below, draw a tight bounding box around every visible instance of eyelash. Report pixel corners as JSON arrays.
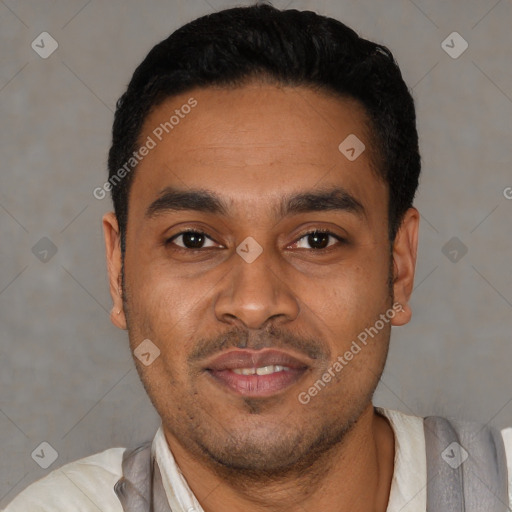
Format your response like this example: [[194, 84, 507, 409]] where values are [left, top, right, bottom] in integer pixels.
[[165, 229, 347, 251]]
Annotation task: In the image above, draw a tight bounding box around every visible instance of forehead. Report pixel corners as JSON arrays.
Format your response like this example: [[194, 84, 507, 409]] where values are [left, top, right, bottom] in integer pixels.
[[129, 83, 386, 217]]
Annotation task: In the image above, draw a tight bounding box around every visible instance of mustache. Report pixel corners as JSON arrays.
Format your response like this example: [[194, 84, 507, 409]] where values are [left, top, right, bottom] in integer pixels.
[[187, 324, 330, 364]]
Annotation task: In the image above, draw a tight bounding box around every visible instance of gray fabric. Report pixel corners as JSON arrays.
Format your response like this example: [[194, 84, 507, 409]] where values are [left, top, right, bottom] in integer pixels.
[[424, 416, 509, 512], [114, 441, 173, 512]]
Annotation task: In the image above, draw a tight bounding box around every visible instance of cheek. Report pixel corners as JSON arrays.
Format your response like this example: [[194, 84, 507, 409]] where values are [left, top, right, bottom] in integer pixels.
[[300, 258, 392, 383], [312, 251, 391, 320], [127, 255, 200, 324], [125, 266, 214, 381]]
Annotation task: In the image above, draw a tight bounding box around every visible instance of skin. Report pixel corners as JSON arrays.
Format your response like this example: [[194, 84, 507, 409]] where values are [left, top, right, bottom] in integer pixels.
[[103, 82, 419, 512]]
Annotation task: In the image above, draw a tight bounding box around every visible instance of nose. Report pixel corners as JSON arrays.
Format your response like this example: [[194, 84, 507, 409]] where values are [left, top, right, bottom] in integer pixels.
[[213, 247, 300, 330]]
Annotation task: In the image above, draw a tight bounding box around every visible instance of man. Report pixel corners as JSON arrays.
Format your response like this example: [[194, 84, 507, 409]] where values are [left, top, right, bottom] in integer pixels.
[[4, 4, 512, 511]]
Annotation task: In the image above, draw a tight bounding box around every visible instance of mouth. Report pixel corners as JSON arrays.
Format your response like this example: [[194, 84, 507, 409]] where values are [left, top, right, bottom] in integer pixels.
[[203, 349, 310, 398]]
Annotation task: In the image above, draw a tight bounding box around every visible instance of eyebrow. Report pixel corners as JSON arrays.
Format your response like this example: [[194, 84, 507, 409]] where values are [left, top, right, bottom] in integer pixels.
[[145, 186, 366, 220]]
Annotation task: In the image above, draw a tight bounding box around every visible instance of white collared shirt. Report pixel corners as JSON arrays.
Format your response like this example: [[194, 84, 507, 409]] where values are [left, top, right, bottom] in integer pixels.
[[4, 407, 512, 511]]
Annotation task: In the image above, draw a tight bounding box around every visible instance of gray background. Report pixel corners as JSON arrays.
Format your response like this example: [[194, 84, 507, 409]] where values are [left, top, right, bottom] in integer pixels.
[[1, 0, 511, 504]]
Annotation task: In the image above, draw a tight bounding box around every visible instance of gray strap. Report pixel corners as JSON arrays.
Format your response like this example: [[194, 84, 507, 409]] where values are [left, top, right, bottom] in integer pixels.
[[114, 441, 173, 512], [424, 415, 509, 512]]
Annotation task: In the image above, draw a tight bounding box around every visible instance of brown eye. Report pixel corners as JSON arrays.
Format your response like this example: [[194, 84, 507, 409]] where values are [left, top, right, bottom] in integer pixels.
[[168, 231, 217, 249], [292, 230, 345, 250], [307, 232, 330, 249]]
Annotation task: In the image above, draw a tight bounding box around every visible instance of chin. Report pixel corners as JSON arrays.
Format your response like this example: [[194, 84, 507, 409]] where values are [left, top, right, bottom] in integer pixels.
[[193, 418, 350, 479]]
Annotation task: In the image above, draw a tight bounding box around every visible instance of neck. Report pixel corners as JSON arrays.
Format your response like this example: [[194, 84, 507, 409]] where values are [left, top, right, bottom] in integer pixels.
[[163, 404, 395, 512]]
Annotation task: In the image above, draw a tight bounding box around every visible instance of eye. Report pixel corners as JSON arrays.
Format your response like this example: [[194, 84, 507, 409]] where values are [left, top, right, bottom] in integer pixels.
[[291, 230, 345, 250], [167, 230, 219, 250]]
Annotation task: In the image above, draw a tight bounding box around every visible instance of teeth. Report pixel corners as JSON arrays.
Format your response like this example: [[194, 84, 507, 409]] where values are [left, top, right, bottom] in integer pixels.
[[232, 365, 290, 375], [257, 365, 283, 375], [234, 368, 256, 375]]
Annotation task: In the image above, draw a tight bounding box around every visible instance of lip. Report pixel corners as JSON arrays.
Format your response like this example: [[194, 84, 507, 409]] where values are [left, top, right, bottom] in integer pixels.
[[204, 348, 310, 371], [204, 349, 310, 398]]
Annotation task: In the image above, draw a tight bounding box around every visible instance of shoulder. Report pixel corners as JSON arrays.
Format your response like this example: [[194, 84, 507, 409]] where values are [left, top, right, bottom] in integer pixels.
[[3, 447, 126, 512], [500, 427, 512, 507], [501, 426, 512, 448]]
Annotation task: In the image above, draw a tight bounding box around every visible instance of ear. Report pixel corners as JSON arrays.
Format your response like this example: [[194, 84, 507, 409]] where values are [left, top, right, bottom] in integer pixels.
[[103, 211, 127, 330], [390, 207, 419, 326]]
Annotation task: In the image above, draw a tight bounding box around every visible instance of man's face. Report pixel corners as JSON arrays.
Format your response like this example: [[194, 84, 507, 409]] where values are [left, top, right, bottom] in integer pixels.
[[104, 83, 416, 475]]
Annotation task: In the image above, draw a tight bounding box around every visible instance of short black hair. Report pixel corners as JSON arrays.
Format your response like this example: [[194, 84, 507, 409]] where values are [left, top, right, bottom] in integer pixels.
[[108, 3, 420, 253]]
